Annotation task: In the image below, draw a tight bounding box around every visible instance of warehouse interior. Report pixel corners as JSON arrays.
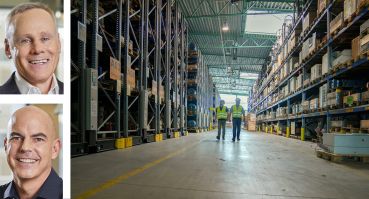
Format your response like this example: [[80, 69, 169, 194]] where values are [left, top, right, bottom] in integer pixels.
[[71, 0, 369, 198]]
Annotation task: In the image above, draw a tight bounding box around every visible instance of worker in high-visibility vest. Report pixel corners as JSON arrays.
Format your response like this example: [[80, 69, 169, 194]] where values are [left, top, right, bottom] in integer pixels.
[[216, 99, 228, 140], [229, 98, 245, 142]]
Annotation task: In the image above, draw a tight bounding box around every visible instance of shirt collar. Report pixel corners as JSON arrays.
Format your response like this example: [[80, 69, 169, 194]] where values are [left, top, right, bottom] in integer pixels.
[[4, 169, 63, 199], [14, 72, 59, 94]]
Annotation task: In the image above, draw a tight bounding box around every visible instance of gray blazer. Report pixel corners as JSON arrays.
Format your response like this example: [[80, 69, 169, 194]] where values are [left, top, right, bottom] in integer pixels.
[[0, 72, 64, 94]]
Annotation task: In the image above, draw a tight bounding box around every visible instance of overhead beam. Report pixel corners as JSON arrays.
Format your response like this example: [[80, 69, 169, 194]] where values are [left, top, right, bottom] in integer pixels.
[[189, 32, 277, 40], [203, 53, 268, 59], [208, 63, 262, 67], [185, 10, 292, 19], [210, 70, 259, 75], [218, 90, 249, 96], [201, 45, 272, 49]]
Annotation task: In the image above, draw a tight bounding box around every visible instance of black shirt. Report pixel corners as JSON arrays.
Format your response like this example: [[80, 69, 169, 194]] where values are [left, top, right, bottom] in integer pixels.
[[0, 169, 62, 199]]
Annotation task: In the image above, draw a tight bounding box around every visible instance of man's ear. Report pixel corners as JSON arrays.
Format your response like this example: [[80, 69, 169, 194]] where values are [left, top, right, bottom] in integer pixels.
[[4, 137, 8, 151], [51, 138, 61, 160], [4, 38, 12, 59]]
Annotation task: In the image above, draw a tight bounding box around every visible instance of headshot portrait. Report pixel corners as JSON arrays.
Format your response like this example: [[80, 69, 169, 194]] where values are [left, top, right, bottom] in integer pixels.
[[0, 105, 63, 199], [0, 1, 64, 94]]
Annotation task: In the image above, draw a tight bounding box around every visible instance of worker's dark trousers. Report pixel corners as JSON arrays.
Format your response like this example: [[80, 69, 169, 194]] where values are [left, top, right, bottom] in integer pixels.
[[217, 119, 226, 139], [232, 118, 242, 140]]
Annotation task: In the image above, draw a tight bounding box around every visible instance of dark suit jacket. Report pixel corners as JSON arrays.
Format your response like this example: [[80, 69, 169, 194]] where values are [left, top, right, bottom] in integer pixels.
[[0, 72, 64, 94]]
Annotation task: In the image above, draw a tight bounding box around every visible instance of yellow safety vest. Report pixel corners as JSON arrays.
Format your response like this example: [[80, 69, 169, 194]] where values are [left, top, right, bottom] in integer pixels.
[[216, 106, 227, 120], [232, 105, 243, 119]]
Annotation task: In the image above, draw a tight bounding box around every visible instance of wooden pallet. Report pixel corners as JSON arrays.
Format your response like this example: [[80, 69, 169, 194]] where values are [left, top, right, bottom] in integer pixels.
[[316, 149, 369, 163], [317, 107, 327, 112], [359, 128, 369, 133], [344, 13, 357, 24], [359, 50, 369, 59], [343, 101, 360, 108], [341, 127, 360, 133], [330, 127, 344, 133], [329, 104, 341, 109], [345, 59, 353, 67]]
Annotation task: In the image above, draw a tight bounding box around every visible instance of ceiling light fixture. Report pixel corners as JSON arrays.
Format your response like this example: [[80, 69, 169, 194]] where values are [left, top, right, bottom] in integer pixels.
[[222, 22, 229, 31]]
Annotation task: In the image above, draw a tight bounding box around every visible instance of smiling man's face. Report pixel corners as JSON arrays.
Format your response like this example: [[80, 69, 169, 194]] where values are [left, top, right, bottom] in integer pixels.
[[5, 8, 60, 85], [4, 106, 60, 181]]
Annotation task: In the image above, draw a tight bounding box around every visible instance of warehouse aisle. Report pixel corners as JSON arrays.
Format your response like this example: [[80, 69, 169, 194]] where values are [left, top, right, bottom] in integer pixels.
[[72, 130, 369, 199]]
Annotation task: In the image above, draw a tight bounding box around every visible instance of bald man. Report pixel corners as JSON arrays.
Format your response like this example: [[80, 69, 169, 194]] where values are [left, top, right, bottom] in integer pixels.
[[0, 106, 62, 199]]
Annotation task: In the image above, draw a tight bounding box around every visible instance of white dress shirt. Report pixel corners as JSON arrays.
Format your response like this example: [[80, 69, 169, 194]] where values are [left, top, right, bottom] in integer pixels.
[[15, 72, 59, 94]]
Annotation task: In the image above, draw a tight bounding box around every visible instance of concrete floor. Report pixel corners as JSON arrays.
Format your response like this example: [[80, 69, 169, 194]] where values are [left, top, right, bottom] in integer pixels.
[[72, 129, 369, 199]]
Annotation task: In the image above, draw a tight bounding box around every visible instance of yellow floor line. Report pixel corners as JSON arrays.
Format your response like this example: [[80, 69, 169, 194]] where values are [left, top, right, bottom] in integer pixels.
[[75, 141, 201, 199]]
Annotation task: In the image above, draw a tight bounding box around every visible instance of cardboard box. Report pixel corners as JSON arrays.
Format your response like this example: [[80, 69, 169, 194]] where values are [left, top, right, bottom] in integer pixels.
[[291, 121, 296, 135], [308, 33, 319, 54], [318, 0, 329, 16], [331, 120, 345, 127], [302, 100, 310, 111], [296, 74, 303, 90], [362, 90, 369, 101], [361, 120, 369, 129], [310, 98, 319, 109], [311, 64, 322, 81], [319, 83, 328, 108], [330, 12, 344, 35], [344, 0, 358, 21], [127, 67, 135, 89], [248, 121, 256, 131], [110, 57, 121, 80], [360, 18, 369, 35], [352, 36, 361, 59], [303, 12, 316, 33], [290, 77, 296, 93], [333, 50, 352, 67], [247, 113, 256, 121], [344, 93, 361, 106], [327, 92, 336, 107], [304, 73, 310, 87]]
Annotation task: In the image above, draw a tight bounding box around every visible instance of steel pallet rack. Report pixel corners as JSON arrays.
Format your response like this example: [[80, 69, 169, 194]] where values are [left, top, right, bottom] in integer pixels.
[[187, 47, 214, 132], [71, 0, 188, 156], [250, 0, 369, 141]]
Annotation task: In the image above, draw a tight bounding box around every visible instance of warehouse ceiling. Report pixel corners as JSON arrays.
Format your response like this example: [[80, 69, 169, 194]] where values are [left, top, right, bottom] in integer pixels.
[[178, 0, 295, 96]]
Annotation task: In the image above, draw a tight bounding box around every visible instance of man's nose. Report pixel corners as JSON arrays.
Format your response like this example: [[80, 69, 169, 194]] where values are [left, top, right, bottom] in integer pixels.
[[30, 40, 45, 54], [20, 138, 32, 152]]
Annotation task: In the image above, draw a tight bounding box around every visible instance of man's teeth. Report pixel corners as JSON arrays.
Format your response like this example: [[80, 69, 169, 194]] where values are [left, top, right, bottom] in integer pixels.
[[29, 59, 48, 64], [19, 158, 37, 163]]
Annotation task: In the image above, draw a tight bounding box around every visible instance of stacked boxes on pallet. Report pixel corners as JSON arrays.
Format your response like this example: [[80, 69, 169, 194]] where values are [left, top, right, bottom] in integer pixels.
[[344, 0, 358, 21], [330, 12, 344, 36], [303, 12, 316, 34], [318, 0, 329, 16], [319, 83, 328, 109], [246, 114, 256, 131], [311, 64, 322, 82], [360, 18, 369, 52]]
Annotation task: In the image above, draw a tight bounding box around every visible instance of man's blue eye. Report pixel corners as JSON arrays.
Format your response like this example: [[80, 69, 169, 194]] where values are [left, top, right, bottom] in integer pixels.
[[20, 39, 31, 44]]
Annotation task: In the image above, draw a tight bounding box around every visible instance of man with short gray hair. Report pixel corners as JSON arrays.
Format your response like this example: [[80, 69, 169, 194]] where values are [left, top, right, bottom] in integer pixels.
[[0, 2, 63, 94]]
